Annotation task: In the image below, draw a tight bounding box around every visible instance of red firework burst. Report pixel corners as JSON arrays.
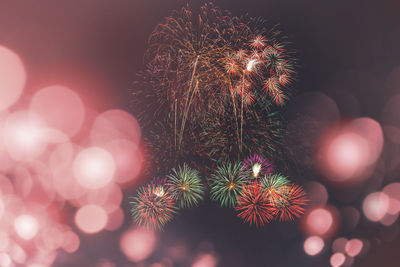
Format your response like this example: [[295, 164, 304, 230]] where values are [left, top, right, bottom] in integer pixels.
[[235, 182, 276, 227], [269, 184, 308, 221], [130, 184, 178, 229]]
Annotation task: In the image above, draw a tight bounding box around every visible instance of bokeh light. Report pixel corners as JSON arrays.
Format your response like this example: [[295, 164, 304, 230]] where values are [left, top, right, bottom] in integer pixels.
[[362, 192, 389, 222], [14, 214, 39, 240], [90, 109, 141, 146], [0, 46, 26, 111], [304, 236, 324, 256], [382, 183, 400, 215], [330, 252, 346, 267], [119, 227, 156, 263], [305, 207, 334, 236], [345, 239, 363, 257], [104, 139, 143, 185], [192, 253, 218, 267], [73, 147, 116, 190], [305, 181, 329, 206], [3, 110, 48, 162], [317, 118, 383, 185], [348, 118, 383, 164], [324, 133, 369, 180], [30, 85, 85, 138], [74, 205, 108, 234], [61, 231, 80, 253], [0, 252, 12, 267]]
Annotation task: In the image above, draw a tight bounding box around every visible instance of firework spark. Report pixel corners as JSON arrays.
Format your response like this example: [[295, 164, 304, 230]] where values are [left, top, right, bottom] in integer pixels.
[[210, 162, 245, 207], [242, 154, 274, 179], [167, 164, 205, 209], [235, 182, 276, 227], [130, 183, 178, 229]]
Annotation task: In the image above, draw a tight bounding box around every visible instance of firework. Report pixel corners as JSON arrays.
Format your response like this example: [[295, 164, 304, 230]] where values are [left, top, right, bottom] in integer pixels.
[[132, 3, 296, 168], [269, 184, 308, 221], [235, 182, 276, 227], [242, 154, 274, 179], [210, 162, 245, 207], [145, 3, 235, 155], [130, 183, 178, 229], [260, 173, 291, 191], [167, 164, 205, 209], [201, 109, 284, 164]]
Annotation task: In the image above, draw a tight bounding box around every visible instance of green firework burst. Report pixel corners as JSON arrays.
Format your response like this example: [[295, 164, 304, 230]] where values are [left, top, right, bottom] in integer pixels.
[[167, 164, 206, 209], [130, 183, 178, 230], [260, 173, 291, 191], [210, 161, 245, 207]]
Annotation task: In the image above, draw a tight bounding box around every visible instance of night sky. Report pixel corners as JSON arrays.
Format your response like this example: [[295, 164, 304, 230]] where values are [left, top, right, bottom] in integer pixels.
[[1, 0, 400, 266]]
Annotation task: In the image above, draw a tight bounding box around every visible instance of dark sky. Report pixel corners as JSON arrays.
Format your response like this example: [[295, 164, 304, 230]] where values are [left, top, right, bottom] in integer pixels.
[[1, 0, 400, 266]]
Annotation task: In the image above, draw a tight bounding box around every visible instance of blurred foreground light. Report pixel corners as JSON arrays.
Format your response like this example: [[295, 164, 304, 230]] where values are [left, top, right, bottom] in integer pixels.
[[61, 231, 80, 253], [0, 231, 9, 251], [330, 252, 345, 267], [90, 109, 141, 146], [75, 205, 108, 234], [104, 139, 143, 184], [105, 207, 124, 231], [382, 183, 400, 215], [306, 208, 334, 236], [0, 196, 4, 219], [362, 192, 389, 222], [304, 181, 328, 206], [349, 118, 383, 164], [345, 239, 363, 257], [73, 147, 115, 189], [0, 252, 11, 267], [119, 227, 156, 263], [304, 236, 324, 256], [325, 133, 368, 180], [30, 85, 85, 138], [317, 118, 383, 185], [14, 214, 39, 240], [0, 45, 26, 111], [4, 110, 48, 162], [192, 253, 218, 267]]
